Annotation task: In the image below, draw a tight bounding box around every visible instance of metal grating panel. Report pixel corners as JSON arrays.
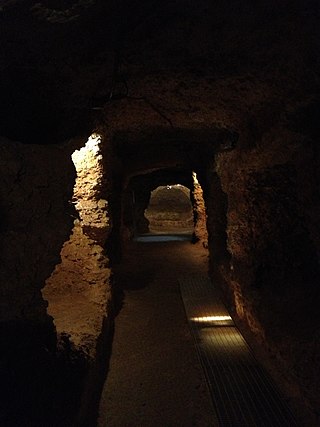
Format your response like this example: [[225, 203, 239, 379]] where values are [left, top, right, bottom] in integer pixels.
[[179, 275, 299, 427]]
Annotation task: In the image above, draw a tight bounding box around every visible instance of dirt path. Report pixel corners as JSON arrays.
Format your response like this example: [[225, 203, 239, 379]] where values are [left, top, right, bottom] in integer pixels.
[[98, 240, 216, 427]]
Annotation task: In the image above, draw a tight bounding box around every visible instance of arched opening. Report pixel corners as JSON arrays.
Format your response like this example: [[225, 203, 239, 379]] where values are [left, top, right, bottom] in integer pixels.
[[144, 184, 193, 235], [121, 167, 209, 245]]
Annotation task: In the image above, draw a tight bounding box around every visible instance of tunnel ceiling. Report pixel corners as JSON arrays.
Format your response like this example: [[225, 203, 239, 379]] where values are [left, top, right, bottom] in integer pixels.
[[1, 0, 319, 144], [112, 128, 238, 179], [128, 168, 193, 194]]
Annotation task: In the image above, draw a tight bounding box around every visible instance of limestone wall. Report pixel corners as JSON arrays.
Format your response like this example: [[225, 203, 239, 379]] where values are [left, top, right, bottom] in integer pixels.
[[0, 136, 74, 331], [0, 136, 76, 425], [42, 133, 114, 425], [1, 0, 320, 423], [191, 172, 208, 246], [0, 133, 114, 426], [211, 127, 320, 418]]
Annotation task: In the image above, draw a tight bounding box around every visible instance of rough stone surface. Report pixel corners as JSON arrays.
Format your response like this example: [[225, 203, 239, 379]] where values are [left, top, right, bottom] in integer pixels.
[[192, 173, 208, 246], [1, 0, 320, 425], [71, 134, 111, 244], [212, 131, 320, 421], [43, 221, 112, 356], [0, 136, 76, 426], [42, 134, 113, 424], [0, 137, 74, 324]]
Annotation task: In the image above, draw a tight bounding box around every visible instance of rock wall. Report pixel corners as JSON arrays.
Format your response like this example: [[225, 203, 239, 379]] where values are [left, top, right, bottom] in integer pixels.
[[0, 137, 75, 324], [42, 133, 113, 426], [0, 136, 75, 425], [102, 105, 320, 422], [211, 127, 320, 421], [0, 133, 115, 426], [2, 0, 320, 423], [191, 172, 208, 246]]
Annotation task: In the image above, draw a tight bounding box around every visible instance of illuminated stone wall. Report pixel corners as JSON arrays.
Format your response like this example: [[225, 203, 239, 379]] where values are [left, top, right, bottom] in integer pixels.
[[192, 172, 208, 246], [71, 134, 111, 244], [42, 133, 113, 424], [43, 134, 112, 351]]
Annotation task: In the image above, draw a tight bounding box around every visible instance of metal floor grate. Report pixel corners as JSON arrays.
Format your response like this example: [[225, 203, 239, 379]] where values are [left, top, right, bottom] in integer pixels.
[[179, 275, 299, 427]]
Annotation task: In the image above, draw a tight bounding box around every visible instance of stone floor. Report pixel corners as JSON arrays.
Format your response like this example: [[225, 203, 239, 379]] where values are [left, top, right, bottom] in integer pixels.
[[97, 240, 301, 427], [98, 240, 216, 427]]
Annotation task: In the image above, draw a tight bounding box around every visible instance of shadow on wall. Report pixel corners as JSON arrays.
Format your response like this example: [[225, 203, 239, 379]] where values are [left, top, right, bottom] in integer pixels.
[[0, 67, 90, 144]]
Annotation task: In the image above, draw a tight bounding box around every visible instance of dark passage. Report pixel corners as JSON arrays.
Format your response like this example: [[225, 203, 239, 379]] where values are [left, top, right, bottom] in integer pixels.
[[98, 241, 216, 426], [98, 241, 298, 426]]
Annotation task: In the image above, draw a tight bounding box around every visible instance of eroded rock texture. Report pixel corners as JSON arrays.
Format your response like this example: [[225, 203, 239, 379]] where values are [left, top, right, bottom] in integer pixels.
[[212, 132, 320, 418], [43, 134, 113, 425], [1, 0, 320, 425], [192, 172, 208, 246], [0, 138, 74, 324]]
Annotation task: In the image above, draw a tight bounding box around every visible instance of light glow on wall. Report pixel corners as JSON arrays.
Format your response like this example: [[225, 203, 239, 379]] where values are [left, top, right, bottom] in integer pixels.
[[71, 133, 102, 167], [192, 171, 199, 185], [70, 132, 110, 241]]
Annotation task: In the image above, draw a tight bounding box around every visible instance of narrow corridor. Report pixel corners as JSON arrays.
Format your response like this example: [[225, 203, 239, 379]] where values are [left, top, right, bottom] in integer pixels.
[[98, 240, 298, 426], [98, 241, 216, 426]]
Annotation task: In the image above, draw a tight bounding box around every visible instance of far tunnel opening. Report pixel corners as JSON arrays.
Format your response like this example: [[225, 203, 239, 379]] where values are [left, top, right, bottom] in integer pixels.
[[123, 169, 209, 244], [144, 184, 194, 235]]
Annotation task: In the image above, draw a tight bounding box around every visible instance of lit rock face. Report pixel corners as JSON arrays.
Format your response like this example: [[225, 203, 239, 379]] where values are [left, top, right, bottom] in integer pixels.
[[43, 221, 112, 356], [0, 132, 114, 425], [192, 172, 208, 246], [44, 134, 112, 355], [72, 133, 111, 244], [42, 133, 113, 424]]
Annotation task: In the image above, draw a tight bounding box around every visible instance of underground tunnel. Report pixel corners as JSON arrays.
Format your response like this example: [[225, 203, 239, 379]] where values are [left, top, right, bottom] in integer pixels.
[[142, 184, 194, 235], [1, 1, 320, 426]]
